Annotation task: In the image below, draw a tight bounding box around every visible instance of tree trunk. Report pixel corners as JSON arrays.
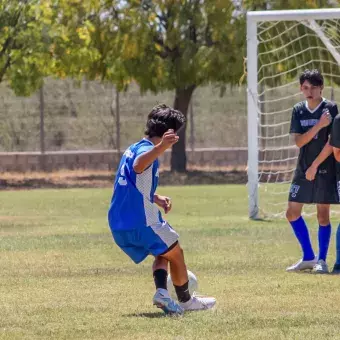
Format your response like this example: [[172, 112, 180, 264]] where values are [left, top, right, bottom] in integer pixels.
[[171, 86, 195, 172]]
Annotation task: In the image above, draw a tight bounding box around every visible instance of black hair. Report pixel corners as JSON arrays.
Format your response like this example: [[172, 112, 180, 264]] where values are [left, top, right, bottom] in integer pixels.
[[145, 104, 186, 138], [299, 69, 324, 86]]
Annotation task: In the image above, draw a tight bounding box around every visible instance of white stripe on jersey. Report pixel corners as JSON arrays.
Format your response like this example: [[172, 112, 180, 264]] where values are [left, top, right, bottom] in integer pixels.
[[150, 222, 179, 247], [136, 165, 161, 226]]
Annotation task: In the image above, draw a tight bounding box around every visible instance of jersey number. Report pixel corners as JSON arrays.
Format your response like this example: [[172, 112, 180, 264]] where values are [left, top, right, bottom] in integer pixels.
[[118, 163, 127, 186]]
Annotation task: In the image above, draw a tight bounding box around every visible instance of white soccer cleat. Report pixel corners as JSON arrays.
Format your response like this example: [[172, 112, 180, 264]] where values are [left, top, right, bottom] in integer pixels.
[[153, 289, 184, 315], [179, 294, 216, 311], [312, 259, 329, 274], [286, 258, 317, 272]]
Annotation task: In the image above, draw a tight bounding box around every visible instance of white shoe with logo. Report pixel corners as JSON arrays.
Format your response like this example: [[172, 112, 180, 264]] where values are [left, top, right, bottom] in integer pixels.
[[179, 294, 216, 311], [286, 257, 317, 272]]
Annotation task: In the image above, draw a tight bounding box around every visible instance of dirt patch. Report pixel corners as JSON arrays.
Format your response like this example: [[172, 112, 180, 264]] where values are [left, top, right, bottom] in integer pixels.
[[0, 169, 247, 190]]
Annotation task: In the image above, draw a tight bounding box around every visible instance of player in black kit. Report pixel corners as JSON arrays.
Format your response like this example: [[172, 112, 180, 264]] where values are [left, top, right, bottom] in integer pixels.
[[286, 69, 339, 274], [330, 110, 340, 273]]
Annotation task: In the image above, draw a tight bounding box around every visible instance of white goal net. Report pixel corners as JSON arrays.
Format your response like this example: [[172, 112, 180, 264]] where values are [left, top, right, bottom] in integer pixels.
[[247, 9, 340, 219]]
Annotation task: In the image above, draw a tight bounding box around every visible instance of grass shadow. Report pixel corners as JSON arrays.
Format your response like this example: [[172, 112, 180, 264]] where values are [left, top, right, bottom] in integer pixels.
[[123, 312, 168, 319]]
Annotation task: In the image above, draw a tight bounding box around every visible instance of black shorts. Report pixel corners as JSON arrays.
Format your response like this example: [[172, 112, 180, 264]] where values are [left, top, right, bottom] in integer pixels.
[[288, 169, 339, 204]]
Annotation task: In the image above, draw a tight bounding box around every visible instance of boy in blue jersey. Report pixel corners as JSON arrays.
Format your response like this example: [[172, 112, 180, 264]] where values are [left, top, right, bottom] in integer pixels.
[[286, 69, 339, 274], [108, 104, 216, 315]]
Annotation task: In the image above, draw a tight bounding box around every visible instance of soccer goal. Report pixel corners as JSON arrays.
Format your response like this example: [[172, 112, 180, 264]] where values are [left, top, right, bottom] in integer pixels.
[[247, 9, 340, 219]]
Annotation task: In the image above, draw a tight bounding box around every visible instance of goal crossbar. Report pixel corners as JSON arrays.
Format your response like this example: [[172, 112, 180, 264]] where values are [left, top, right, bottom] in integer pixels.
[[247, 9, 340, 22]]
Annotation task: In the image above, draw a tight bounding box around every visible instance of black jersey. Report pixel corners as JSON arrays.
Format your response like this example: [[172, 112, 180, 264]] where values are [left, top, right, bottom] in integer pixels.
[[290, 99, 338, 173], [330, 112, 340, 149]]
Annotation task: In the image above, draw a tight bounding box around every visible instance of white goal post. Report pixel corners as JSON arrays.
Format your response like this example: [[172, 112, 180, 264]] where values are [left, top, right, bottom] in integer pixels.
[[247, 8, 340, 219]]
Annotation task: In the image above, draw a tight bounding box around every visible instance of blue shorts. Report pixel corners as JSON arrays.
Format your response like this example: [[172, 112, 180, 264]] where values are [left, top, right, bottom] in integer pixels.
[[111, 222, 179, 264]]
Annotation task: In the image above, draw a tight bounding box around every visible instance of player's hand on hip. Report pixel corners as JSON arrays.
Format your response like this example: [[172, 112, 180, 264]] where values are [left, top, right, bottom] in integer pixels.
[[318, 110, 332, 128], [305, 165, 317, 181], [159, 129, 179, 150]]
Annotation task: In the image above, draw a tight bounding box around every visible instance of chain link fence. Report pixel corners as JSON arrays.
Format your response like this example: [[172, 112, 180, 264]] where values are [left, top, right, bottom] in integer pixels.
[[0, 78, 248, 153]]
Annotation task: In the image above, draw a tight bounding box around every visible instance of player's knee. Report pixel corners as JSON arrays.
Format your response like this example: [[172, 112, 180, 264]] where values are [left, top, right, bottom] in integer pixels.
[[317, 205, 330, 225], [286, 208, 299, 221], [163, 242, 184, 263], [317, 213, 330, 226]]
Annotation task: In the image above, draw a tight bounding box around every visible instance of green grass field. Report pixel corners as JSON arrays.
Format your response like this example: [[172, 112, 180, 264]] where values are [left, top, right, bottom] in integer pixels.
[[1, 185, 340, 340]]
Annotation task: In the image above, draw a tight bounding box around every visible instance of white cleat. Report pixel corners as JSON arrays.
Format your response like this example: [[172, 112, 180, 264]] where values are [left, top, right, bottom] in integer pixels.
[[179, 294, 216, 311], [286, 258, 317, 272], [313, 259, 329, 274]]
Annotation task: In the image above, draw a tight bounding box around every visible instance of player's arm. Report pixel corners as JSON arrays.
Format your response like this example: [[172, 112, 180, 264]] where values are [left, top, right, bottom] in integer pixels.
[[294, 112, 331, 148], [133, 130, 179, 173], [312, 140, 333, 167], [305, 140, 333, 181], [333, 147, 340, 162]]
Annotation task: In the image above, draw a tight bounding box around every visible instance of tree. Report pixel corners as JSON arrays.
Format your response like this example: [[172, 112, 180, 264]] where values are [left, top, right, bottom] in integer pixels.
[[43, 1, 246, 172], [47, 0, 131, 88], [0, 0, 56, 96], [48, 0, 130, 155], [114, 1, 245, 172]]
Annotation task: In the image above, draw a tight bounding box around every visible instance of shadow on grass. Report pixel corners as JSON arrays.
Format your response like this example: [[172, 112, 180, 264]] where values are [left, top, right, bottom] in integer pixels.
[[250, 217, 272, 223], [123, 311, 167, 318]]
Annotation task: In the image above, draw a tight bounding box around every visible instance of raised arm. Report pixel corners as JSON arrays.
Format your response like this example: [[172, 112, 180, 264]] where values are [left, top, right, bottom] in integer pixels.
[[133, 130, 179, 173]]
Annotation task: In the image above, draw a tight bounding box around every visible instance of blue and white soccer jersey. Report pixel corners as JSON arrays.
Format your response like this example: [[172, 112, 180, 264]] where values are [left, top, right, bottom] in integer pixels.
[[108, 138, 179, 263]]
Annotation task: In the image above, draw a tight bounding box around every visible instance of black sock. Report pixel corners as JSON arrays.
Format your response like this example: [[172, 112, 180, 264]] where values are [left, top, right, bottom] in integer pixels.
[[153, 269, 168, 290], [174, 281, 191, 303]]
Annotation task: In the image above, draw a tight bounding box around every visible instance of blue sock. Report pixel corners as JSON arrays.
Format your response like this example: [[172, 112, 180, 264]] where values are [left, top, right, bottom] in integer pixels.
[[336, 224, 340, 265], [318, 224, 331, 261], [290, 216, 315, 261]]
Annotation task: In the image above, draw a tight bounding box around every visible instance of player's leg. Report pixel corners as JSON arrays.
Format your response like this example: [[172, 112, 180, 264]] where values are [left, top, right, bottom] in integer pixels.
[[332, 166, 340, 273], [144, 222, 215, 312], [112, 228, 183, 315], [286, 201, 316, 271], [151, 253, 184, 315], [332, 224, 340, 273], [160, 242, 216, 311], [153, 256, 168, 290], [313, 204, 331, 273], [159, 242, 190, 300]]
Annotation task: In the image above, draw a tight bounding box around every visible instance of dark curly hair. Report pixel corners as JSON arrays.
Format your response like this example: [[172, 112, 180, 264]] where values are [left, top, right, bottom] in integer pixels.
[[299, 69, 324, 87], [145, 104, 186, 138]]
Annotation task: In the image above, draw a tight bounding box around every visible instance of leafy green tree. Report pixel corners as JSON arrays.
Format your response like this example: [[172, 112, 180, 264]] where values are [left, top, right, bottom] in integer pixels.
[[116, 1, 245, 172], [0, 0, 56, 96], [49, 1, 245, 172], [49, 0, 130, 89]]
